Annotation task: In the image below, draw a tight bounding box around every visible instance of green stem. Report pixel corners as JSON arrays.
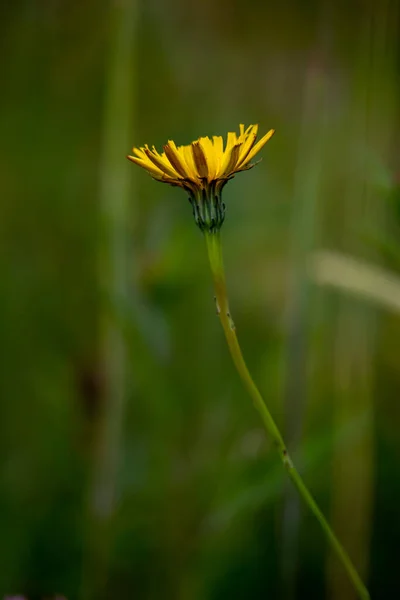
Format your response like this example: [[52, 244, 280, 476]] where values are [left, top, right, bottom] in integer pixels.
[[204, 230, 370, 600]]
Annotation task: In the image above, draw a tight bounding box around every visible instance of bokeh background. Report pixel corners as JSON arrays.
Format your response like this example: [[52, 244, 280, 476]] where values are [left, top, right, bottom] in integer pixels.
[[1, 0, 400, 598]]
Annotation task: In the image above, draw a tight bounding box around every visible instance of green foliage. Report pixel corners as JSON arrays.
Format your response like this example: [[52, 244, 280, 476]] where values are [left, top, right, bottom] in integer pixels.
[[1, 0, 399, 598]]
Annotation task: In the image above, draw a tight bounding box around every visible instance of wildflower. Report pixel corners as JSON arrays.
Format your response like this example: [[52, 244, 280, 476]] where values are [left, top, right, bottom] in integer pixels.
[[127, 124, 274, 232]]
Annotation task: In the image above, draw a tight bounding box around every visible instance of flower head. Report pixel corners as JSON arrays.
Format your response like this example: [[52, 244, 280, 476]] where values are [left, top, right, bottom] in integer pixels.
[[127, 124, 274, 233]]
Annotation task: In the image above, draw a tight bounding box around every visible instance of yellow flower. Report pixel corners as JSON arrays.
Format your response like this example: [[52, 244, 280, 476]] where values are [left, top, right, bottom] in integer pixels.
[[127, 124, 275, 232]]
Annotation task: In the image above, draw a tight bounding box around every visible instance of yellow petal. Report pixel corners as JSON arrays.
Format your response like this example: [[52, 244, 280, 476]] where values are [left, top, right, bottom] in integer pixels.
[[199, 137, 218, 180], [192, 141, 208, 178], [127, 155, 165, 179], [225, 131, 236, 155], [212, 136, 224, 177], [243, 129, 275, 165], [237, 128, 258, 167], [163, 141, 190, 178], [212, 135, 224, 155], [144, 148, 180, 178], [220, 142, 242, 176], [148, 144, 160, 156], [181, 144, 198, 179], [132, 147, 147, 159]]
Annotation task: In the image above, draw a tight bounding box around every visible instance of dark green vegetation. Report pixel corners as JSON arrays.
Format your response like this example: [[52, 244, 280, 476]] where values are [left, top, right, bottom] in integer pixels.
[[1, 0, 399, 598]]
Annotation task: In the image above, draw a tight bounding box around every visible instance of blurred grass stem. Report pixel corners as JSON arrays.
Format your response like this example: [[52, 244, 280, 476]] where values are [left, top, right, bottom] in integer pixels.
[[82, 1, 137, 598], [204, 230, 370, 600]]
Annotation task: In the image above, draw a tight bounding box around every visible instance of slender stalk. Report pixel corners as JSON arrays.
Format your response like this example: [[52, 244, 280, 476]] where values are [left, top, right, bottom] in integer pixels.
[[204, 230, 370, 600]]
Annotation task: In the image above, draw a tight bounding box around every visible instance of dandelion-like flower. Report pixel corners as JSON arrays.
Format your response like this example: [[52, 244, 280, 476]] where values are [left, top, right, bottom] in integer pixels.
[[127, 124, 274, 232], [125, 124, 370, 600]]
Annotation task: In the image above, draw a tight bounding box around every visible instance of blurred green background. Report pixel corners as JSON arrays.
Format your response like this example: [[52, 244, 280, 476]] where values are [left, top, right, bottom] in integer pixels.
[[1, 0, 400, 598]]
